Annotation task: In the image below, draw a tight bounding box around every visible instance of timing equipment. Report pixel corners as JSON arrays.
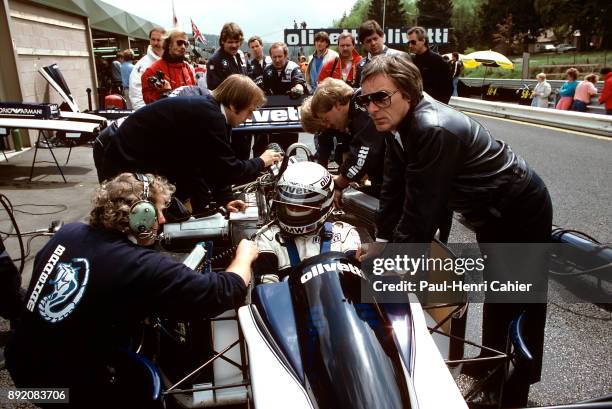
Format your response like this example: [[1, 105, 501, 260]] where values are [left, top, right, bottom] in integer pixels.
[[129, 173, 158, 239]]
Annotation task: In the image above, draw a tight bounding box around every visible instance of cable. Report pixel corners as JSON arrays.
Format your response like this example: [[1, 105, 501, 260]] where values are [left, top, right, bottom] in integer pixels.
[[0, 194, 26, 275], [0, 203, 67, 216]]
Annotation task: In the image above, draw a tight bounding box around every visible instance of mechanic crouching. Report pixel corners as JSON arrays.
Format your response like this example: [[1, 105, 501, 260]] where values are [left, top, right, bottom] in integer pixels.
[[5, 173, 258, 408], [93, 75, 282, 216]]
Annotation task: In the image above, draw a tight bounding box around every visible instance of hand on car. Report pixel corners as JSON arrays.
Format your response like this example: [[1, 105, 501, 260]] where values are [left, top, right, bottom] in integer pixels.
[[260, 149, 283, 167], [226, 200, 247, 213]]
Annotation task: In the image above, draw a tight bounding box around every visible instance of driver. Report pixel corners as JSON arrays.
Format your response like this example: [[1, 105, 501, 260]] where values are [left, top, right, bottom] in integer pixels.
[[5, 173, 259, 407], [252, 161, 360, 282]]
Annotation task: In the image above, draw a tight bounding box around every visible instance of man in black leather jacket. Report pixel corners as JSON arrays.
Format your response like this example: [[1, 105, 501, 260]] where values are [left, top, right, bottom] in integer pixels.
[[360, 55, 552, 407]]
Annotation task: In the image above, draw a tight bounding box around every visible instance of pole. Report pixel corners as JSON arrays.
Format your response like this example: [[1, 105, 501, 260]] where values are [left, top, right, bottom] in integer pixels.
[[382, 0, 386, 31]]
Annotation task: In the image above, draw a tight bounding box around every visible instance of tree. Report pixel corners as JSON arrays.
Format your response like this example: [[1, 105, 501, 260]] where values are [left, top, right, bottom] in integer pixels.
[[416, 0, 453, 28], [367, 0, 409, 29], [534, 0, 611, 49], [451, 0, 486, 52], [478, 0, 541, 52]]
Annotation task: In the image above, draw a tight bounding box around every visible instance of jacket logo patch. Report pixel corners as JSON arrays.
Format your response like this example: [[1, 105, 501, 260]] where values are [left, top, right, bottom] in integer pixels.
[[37, 258, 90, 323]]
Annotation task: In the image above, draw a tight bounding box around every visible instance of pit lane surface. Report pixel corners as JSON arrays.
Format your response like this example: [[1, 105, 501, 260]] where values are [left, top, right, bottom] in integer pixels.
[[443, 115, 612, 406]]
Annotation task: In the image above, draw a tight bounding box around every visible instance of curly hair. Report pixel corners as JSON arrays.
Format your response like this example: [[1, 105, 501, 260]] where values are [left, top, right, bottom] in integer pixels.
[[89, 173, 175, 233]]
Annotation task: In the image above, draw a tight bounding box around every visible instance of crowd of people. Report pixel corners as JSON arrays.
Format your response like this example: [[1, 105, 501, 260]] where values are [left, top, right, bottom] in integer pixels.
[[1, 18, 575, 408]]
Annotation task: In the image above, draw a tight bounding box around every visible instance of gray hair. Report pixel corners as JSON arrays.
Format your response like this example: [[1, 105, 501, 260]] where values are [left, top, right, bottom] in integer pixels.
[[361, 55, 423, 104]]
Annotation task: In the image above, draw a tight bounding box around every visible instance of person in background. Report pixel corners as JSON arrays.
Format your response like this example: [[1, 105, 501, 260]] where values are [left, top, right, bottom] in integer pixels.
[[318, 32, 362, 87], [407, 26, 453, 104], [571, 73, 598, 112], [531, 72, 552, 108], [353, 20, 410, 88], [141, 29, 196, 104], [129, 27, 166, 110], [305, 31, 338, 92], [207, 23, 251, 160], [449, 52, 464, 97], [299, 55, 308, 77], [555, 67, 579, 110], [599, 67, 612, 115], [315, 32, 363, 168], [247, 35, 273, 157], [120, 49, 135, 109], [111, 51, 123, 94], [261, 42, 308, 152]]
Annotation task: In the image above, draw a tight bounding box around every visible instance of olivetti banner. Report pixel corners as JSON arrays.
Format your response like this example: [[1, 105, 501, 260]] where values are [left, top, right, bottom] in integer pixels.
[[284, 27, 450, 47]]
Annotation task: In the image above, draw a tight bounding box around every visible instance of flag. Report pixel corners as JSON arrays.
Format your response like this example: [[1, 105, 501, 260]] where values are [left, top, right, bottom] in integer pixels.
[[171, 0, 178, 28], [191, 19, 208, 46]]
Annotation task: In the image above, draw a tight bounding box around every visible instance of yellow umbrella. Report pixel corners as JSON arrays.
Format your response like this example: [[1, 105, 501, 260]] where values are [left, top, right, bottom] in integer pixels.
[[443, 53, 481, 69], [464, 50, 514, 70]]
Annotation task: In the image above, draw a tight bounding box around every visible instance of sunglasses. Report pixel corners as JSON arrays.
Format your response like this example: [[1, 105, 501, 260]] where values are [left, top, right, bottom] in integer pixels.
[[356, 90, 399, 109], [176, 40, 189, 47], [409, 40, 418, 45]]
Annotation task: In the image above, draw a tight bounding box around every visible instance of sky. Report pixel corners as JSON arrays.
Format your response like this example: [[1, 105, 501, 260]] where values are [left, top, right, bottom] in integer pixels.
[[99, 0, 357, 42]]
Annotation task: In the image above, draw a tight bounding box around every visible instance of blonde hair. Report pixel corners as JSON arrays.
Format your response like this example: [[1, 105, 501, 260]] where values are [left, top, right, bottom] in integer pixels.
[[89, 173, 175, 233], [300, 97, 325, 133], [310, 78, 354, 116], [536, 72, 546, 80], [211, 75, 266, 111]]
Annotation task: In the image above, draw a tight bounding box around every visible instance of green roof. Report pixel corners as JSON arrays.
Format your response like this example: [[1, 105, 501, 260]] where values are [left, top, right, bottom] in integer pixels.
[[27, 0, 163, 40]]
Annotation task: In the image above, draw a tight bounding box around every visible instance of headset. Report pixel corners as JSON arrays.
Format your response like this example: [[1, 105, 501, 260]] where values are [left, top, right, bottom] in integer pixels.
[[128, 173, 158, 239]]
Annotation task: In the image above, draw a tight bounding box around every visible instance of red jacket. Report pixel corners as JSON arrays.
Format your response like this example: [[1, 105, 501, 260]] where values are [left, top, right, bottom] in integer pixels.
[[318, 49, 363, 87], [598, 72, 612, 110], [141, 58, 195, 104]]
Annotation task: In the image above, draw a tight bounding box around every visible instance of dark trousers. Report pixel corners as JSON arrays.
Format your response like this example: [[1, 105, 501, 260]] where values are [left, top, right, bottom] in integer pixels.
[[474, 172, 552, 397]]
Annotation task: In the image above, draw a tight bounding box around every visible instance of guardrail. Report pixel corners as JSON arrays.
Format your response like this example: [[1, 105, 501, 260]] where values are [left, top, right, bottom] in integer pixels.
[[460, 78, 605, 93], [449, 97, 612, 137]]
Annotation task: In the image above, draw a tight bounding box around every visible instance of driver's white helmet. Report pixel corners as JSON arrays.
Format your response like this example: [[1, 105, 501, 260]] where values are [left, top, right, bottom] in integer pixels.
[[274, 162, 334, 236]]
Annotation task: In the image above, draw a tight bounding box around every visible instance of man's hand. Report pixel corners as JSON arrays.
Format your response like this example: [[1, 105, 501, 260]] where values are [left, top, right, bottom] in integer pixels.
[[260, 149, 283, 167], [290, 85, 304, 97], [332, 174, 349, 208], [226, 200, 247, 213], [158, 79, 171, 91], [227, 239, 259, 285], [357, 242, 387, 263], [235, 239, 259, 263]]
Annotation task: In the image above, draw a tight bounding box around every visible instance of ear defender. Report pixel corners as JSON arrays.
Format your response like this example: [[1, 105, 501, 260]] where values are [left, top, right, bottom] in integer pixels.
[[128, 174, 157, 236]]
